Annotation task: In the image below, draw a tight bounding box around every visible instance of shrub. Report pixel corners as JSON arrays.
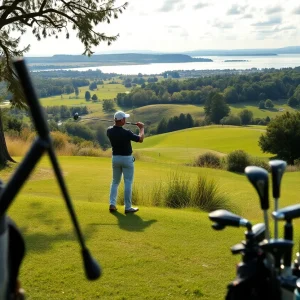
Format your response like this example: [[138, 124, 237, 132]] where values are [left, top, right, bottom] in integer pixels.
[[164, 172, 191, 208], [51, 131, 69, 150], [191, 175, 234, 212], [77, 147, 104, 157], [226, 150, 251, 173], [250, 157, 271, 172], [220, 114, 241, 126], [195, 152, 221, 169], [150, 181, 164, 207]]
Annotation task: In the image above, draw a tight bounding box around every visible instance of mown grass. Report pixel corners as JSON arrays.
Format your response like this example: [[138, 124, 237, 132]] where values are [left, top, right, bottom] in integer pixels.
[[2, 124, 300, 299], [4, 155, 300, 299], [134, 125, 269, 163], [40, 82, 129, 107]]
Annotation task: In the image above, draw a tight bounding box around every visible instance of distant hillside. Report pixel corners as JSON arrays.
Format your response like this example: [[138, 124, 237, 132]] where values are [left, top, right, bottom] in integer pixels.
[[26, 53, 212, 66], [182, 46, 300, 56]]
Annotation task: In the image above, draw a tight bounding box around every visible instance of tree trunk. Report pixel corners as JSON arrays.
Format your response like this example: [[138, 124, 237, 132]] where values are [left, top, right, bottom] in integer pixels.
[[0, 108, 16, 168]]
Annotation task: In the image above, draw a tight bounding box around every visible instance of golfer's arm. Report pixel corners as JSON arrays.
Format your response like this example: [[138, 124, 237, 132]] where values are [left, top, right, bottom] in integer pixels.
[[138, 128, 144, 143]]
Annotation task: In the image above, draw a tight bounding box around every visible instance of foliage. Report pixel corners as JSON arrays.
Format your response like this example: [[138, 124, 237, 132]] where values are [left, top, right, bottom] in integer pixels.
[[265, 99, 274, 108], [164, 172, 191, 208], [63, 122, 95, 141], [85, 91, 91, 101], [156, 113, 194, 134], [0, 0, 128, 107], [91, 94, 98, 101], [204, 92, 230, 124], [89, 82, 97, 91], [258, 100, 265, 109], [220, 114, 241, 126], [239, 109, 253, 125], [191, 175, 234, 212], [250, 157, 271, 172], [259, 112, 300, 164], [226, 150, 251, 173], [223, 86, 238, 103], [50, 131, 69, 150], [102, 99, 115, 112], [288, 96, 299, 108], [195, 152, 222, 168]]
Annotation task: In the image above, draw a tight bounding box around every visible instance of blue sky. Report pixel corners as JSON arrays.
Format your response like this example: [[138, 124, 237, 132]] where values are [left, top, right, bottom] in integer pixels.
[[21, 0, 300, 55]]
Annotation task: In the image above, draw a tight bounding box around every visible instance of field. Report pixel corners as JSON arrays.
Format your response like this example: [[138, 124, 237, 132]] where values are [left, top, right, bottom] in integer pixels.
[[2, 126, 300, 299], [38, 81, 299, 132]]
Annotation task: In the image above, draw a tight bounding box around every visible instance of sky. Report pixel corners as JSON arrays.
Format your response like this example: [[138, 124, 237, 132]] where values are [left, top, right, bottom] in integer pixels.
[[19, 0, 300, 56]]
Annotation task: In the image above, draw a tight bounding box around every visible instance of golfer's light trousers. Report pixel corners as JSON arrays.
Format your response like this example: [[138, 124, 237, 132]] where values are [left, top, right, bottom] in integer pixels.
[[109, 155, 134, 210]]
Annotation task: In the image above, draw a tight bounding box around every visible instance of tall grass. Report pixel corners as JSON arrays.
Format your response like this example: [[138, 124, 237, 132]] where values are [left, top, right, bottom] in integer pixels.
[[164, 172, 191, 208], [5, 132, 112, 157], [115, 171, 234, 212], [116, 183, 141, 206], [191, 175, 235, 212], [6, 136, 30, 156]]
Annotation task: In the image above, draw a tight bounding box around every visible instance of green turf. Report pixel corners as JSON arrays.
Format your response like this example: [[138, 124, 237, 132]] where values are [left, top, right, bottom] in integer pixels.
[[2, 126, 300, 299], [134, 125, 269, 163]]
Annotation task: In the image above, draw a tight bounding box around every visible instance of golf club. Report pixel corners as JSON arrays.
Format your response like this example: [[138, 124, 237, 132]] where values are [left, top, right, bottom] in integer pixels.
[[12, 58, 101, 281], [269, 160, 287, 239], [273, 204, 300, 277], [73, 112, 138, 125], [245, 166, 270, 240]]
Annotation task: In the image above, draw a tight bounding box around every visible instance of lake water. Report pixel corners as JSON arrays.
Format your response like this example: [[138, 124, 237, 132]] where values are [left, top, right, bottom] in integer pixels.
[[61, 54, 300, 75]]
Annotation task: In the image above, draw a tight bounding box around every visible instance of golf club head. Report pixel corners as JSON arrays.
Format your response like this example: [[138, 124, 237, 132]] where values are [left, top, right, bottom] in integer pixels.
[[245, 166, 269, 210], [269, 160, 287, 199], [73, 113, 79, 120], [272, 204, 300, 221], [209, 209, 251, 230], [252, 223, 266, 243]]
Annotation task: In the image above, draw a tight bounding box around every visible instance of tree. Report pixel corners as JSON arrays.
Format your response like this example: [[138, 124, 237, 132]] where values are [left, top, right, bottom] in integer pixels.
[[0, 0, 128, 167], [223, 86, 238, 103], [259, 112, 300, 165], [258, 100, 265, 109], [91, 94, 98, 101], [156, 118, 168, 134], [265, 99, 274, 108], [287, 96, 299, 108], [74, 86, 79, 98], [102, 99, 115, 112], [204, 93, 230, 124], [85, 91, 91, 101], [239, 109, 253, 125], [89, 82, 97, 91]]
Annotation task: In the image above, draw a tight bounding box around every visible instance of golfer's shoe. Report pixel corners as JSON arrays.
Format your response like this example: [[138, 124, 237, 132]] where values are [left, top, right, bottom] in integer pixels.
[[125, 207, 139, 214], [109, 205, 118, 212]]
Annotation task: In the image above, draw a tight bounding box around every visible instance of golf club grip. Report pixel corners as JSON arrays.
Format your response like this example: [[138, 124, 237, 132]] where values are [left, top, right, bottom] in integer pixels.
[[13, 59, 49, 139]]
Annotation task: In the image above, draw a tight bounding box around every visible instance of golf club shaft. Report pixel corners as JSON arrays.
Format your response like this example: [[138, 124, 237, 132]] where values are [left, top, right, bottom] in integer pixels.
[[263, 210, 270, 240], [75, 116, 137, 125], [274, 198, 279, 239]]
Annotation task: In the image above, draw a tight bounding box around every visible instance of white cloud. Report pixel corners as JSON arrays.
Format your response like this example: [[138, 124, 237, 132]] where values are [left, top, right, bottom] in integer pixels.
[[14, 0, 300, 55], [265, 5, 283, 15]]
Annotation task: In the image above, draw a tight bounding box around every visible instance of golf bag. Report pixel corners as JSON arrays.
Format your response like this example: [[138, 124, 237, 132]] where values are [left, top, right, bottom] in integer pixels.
[[225, 253, 281, 300]]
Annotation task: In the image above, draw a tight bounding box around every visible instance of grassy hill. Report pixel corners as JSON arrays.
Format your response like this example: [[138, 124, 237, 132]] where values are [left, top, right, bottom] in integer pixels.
[[4, 152, 300, 299], [133, 125, 268, 163], [39, 81, 299, 132], [2, 123, 300, 299]]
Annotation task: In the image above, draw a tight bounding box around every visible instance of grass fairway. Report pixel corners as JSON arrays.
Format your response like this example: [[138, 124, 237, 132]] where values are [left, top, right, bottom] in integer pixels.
[[2, 125, 300, 299], [4, 155, 300, 300], [134, 125, 268, 163], [40, 83, 129, 107]]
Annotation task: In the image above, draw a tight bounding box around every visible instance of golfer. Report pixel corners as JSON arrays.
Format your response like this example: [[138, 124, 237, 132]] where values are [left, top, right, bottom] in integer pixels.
[[107, 111, 144, 213]]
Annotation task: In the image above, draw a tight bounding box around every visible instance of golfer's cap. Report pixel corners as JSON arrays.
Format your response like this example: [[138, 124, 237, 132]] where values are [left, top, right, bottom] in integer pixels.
[[114, 111, 130, 120]]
